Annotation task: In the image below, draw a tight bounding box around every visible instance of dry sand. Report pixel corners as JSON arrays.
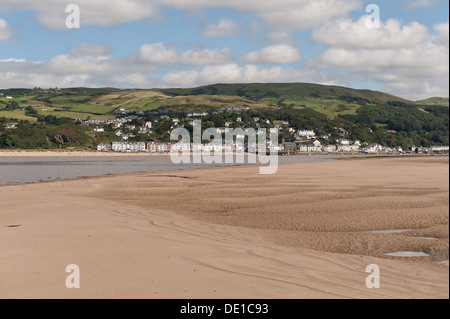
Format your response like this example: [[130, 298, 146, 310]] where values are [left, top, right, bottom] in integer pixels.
[[0, 157, 448, 299]]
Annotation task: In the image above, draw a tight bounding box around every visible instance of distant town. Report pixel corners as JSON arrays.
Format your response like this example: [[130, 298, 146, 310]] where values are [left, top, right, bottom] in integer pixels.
[[1, 86, 448, 153], [86, 108, 448, 155]]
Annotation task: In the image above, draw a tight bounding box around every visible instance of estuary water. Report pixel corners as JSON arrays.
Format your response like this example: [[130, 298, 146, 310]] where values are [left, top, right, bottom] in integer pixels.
[[0, 154, 342, 185]]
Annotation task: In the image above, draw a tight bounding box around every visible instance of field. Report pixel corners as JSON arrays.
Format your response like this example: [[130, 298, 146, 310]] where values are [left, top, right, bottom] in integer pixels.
[[0, 110, 38, 122], [417, 97, 449, 107]]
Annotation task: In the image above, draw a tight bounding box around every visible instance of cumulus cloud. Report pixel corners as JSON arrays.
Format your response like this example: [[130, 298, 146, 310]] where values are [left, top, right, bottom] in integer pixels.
[[1, 0, 361, 31], [0, 0, 159, 30], [164, 0, 362, 30], [202, 18, 245, 38], [309, 19, 449, 99], [242, 45, 301, 64], [267, 32, 295, 46], [258, 0, 362, 30], [0, 48, 159, 89], [312, 16, 430, 49], [0, 19, 13, 42], [434, 22, 449, 45], [161, 63, 343, 88], [140, 43, 232, 65], [69, 43, 113, 56]]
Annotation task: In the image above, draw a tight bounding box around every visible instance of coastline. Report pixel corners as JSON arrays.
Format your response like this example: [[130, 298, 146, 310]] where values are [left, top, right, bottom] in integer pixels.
[[0, 150, 172, 157], [1, 157, 448, 298]]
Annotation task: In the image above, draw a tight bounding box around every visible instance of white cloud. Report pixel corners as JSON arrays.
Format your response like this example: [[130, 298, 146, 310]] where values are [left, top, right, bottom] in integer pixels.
[[1, 0, 361, 31], [312, 16, 430, 49], [161, 63, 342, 88], [259, 0, 362, 30], [47, 55, 116, 74], [69, 43, 112, 56], [160, 0, 362, 30], [139, 43, 178, 63], [202, 18, 244, 37], [242, 45, 301, 64], [434, 22, 449, 45], [267, 32, 295, 46], [0, 0, 159, 30], [164, 0, 362, 30], [140, 43, 231, 65], [0, 19, 13, 42], [309, 19, 449, 99], [0, 58, 26, 63]]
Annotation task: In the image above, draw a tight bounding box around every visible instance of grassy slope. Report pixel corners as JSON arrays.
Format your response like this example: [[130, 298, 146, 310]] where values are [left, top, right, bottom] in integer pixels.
[[417, 97, 449, 107], [0, 83, 442, 122], [160, 83, 414, 104]]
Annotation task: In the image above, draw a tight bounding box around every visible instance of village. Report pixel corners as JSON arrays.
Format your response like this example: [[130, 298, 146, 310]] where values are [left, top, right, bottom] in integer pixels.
[[88, 108, 449, 156]]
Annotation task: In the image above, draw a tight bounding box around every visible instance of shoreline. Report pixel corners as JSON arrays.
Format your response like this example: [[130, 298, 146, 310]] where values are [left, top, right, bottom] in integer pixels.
[[0, 150, 172, 157], [1, 157, 448, 298]]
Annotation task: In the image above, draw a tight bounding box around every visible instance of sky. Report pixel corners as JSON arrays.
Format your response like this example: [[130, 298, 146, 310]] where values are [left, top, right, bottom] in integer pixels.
[[0, 0, 448, 100]]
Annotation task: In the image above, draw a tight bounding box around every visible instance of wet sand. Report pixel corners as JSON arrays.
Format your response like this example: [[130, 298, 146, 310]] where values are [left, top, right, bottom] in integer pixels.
[[0, 157, 448, 298]]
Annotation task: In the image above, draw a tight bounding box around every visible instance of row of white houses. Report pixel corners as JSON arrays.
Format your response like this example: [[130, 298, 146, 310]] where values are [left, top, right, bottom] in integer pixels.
[[98, 141, 449, 154]]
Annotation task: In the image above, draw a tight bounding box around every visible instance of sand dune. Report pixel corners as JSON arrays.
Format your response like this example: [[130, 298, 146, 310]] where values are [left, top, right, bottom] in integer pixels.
[[0, 157, 448, 298]]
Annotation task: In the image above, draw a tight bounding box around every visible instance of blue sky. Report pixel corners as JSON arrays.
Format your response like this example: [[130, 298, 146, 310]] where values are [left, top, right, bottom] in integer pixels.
[[0, 0, 448, 100]]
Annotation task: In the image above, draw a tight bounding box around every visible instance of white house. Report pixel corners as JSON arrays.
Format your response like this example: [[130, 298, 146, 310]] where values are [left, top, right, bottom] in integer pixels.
[[430, 145, 449, 152], [336, 139, 351, 145], [97, 143, 111, 151], [4, 123, 18, 130], [112, 142, 146, 152], [297, 130, 316, 139], [322, 145, 337, 152], [363, 144, 384, 154]]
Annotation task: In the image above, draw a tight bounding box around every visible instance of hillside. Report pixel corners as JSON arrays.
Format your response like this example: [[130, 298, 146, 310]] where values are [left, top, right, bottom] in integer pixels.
[[160, 82, 413, 104], [0, 83, 429, 121], [417, 97, 449, 107], [0, 83, 448, 150]]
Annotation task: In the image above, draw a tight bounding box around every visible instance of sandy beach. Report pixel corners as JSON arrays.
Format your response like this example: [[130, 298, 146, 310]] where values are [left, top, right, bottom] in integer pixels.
[[0, 157, 448, 299]]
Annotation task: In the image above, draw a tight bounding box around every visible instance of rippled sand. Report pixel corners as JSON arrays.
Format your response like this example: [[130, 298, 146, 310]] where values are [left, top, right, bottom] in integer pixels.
[[92, 157, 449, 263], [0, 157, 448, 298]]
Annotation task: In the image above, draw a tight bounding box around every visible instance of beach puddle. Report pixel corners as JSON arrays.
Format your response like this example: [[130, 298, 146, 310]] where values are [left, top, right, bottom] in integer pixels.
[[414, 237, 438, 240], [436, 260, 449, 267], [385, 252, 430, 257], [366, 229, 411, 234]]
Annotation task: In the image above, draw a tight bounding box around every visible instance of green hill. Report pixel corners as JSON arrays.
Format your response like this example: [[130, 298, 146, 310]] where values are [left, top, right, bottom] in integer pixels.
[[1, 83, 448, 150], [417, 97, 449, 107], [160, 83, 414, 105]]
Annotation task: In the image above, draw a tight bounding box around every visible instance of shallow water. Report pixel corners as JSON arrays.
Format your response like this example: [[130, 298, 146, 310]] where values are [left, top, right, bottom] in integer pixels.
[[385, 252, 430, 257], [366, 229, 411, 234], [0, 154, 339, 185], [437, 260, 449, 267]]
